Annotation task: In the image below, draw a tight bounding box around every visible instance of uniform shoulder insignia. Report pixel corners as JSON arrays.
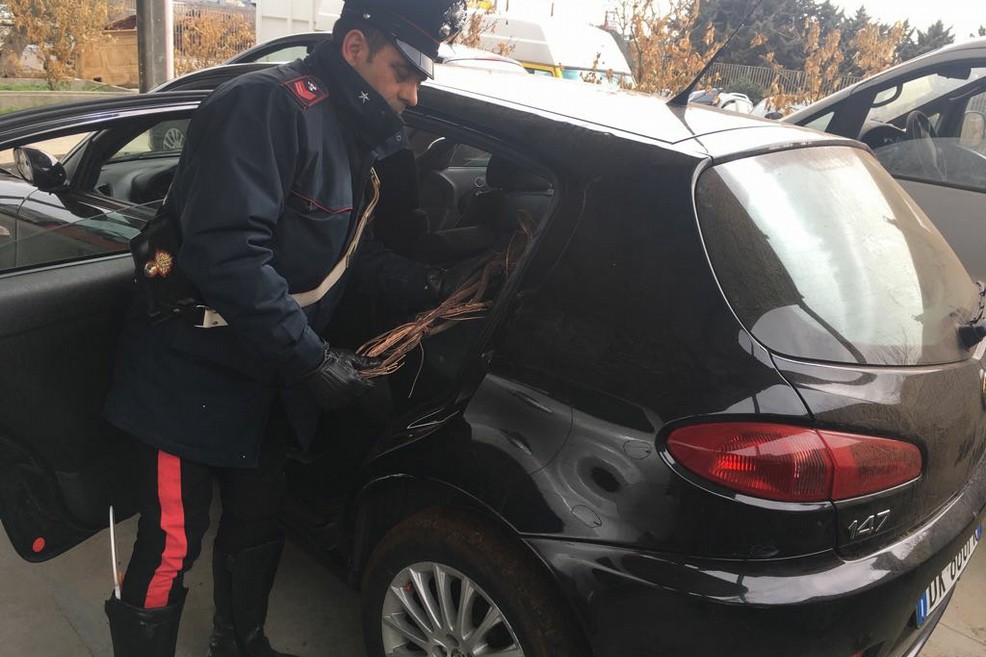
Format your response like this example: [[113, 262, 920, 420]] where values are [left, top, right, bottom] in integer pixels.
[[283, 75, 329, 109]]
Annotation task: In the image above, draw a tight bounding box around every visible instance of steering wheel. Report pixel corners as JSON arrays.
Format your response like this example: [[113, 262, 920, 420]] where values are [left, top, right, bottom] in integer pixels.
[[905, 110, 946, 181], [130, 166, 177, 204]]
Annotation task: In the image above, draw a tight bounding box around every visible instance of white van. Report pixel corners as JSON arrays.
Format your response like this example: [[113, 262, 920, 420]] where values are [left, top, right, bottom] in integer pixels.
[[253, 2, 633, 86], [476, 14, 634, 87]]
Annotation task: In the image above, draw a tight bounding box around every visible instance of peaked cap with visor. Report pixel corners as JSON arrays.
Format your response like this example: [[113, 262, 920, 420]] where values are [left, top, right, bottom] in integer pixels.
[[339, 0, 467, 79]]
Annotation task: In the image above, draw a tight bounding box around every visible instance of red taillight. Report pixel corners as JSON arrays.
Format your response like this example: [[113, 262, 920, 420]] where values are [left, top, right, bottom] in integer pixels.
[[666, 422, 922, 502]]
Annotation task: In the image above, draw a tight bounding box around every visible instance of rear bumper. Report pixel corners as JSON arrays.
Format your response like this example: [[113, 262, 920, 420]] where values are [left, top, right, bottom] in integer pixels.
[[526, 457, 986, 657]]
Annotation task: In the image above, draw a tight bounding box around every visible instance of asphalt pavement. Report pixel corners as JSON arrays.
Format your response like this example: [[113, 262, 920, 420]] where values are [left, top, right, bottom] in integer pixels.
[[0, 507, 367, 657], [1, 501, 984, 657]]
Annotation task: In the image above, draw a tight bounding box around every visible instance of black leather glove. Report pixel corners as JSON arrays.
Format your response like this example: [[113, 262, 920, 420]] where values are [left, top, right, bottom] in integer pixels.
[[302, 344, 380, 411]]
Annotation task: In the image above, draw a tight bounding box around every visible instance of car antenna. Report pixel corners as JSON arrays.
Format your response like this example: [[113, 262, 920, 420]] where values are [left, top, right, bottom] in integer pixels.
[[668, 0, 768, 106]]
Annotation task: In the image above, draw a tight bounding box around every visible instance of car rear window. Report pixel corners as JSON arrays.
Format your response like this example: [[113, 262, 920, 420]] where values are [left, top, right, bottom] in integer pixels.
[[697, 145, 979, 366]]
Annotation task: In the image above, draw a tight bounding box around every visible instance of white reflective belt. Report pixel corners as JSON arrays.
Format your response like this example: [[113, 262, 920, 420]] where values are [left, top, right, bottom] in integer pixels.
[[196, 168, 381, 329]]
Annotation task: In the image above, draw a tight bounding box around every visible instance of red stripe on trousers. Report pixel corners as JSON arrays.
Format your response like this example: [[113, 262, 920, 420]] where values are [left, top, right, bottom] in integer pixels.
[[144, 451, 188, 608]]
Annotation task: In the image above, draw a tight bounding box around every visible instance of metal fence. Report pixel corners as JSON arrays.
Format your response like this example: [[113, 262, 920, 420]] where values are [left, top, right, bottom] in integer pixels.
[[109, 0, 256, 57], [106, 1, 257, 73], [108, 0, 137, 21], [708, 61, 862, 98], [173, 2, 255, 63]]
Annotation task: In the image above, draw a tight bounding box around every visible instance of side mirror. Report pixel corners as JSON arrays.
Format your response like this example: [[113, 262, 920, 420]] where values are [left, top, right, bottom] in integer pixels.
[[940, 64, 972, 80], [960, 111, 985, 148], [13, 147, 67, 192]]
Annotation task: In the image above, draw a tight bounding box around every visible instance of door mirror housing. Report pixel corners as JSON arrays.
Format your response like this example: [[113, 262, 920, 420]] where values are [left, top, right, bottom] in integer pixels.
[[13, 147, 67, 192]]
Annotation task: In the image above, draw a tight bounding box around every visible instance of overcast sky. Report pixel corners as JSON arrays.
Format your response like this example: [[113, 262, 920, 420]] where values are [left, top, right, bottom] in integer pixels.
[[504, 0, 984, 41], [830, 0, 984, 40]]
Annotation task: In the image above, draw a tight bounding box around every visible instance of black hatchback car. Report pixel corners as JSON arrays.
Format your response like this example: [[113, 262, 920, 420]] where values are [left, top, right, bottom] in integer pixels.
[[1, 65, 984, 657]]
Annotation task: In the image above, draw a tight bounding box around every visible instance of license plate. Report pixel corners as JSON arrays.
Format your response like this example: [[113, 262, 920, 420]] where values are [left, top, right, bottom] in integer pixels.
[[915, 523, 983, 627]]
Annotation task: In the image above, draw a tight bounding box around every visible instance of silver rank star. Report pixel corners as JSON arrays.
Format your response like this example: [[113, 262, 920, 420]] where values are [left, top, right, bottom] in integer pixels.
[[358, 91, 370, 103]]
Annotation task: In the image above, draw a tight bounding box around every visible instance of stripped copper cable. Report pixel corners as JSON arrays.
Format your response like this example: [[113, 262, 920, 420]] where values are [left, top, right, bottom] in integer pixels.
[[357, 210, 535, 379]]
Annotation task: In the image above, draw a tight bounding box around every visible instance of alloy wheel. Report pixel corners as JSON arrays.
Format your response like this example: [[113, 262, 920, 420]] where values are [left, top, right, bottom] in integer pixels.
[[161, 127, 186, 150], [380, 561, 525, 657]]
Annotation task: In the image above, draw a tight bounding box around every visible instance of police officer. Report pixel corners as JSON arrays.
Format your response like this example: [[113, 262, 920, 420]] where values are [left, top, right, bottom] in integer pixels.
[[102, 1, 467, 656]]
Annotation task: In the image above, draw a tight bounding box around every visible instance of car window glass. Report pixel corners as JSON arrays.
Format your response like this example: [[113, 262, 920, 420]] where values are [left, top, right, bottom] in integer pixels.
[[111, 119, 190, 158], [0, 133, 92, 170], [0, 200, 159, 273], [94, 119, 189, 203], [961, 90, 986, 151], [970, 90, 986, 116], [359, 121, 554, 416], [246, 45, 309, 63], [867, 67, 986, 124], [698, 145, 977, 366], [562, 67, 628, 89], [961, 109, 986, 149], [803, 111, 834, 132], [449, 144, 490, 168], [407, 129, 491, 169], [441, 59, 524, 73], [873, 136, 986, 192]]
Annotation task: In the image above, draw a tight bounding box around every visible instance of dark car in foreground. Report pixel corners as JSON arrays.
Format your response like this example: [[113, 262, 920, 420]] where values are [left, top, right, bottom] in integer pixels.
[[786, 37, 986, 280], [0, 64, 984, 657]]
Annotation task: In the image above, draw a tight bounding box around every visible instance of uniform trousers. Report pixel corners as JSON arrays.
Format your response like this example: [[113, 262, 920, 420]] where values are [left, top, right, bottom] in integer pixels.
[[120, 436, 287, 609]]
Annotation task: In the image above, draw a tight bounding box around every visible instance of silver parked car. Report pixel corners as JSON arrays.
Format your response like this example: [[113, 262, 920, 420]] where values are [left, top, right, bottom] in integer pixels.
[[786, 38, 986, 279]]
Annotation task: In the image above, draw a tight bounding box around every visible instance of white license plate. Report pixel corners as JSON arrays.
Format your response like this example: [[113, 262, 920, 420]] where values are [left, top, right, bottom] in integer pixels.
[[915, 523, 983, 627]]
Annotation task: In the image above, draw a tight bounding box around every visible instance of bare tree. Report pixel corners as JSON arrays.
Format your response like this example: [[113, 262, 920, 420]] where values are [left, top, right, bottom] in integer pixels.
[[0, 24, 28, 78], [6, 0, 110, 89], [174, 7, 254, 76], [849, 21, 906, 77], [765, 15, 905, 113], [455, 8, 514, 56], [609, 0, 720, 95]]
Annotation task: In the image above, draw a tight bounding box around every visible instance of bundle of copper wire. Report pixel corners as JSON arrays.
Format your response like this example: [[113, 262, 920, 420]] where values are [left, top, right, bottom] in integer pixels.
[[357, 210, 535, 379]]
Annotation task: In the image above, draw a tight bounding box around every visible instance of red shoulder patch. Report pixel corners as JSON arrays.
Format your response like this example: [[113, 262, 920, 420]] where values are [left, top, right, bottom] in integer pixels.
[[283, 75, 329, 109]]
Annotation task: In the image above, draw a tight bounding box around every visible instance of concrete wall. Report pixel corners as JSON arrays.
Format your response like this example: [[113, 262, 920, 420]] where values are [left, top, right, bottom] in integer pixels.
[[79, 30, 140, 87], [0, 90, 137, 113]]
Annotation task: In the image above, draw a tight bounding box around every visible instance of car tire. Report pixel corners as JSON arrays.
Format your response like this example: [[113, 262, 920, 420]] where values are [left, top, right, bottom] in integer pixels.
[[149, 122, 187, 151], [361, 507, 589, 657]]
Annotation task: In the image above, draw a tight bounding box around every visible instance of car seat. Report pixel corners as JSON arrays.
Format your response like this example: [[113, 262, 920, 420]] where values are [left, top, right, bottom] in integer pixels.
[[409, 154, 552, 265], [416, 137, 459, 232]]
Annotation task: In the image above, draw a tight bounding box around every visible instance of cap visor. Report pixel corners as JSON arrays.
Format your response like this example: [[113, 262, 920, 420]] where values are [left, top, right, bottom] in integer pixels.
[[395, 38, 434, 79]]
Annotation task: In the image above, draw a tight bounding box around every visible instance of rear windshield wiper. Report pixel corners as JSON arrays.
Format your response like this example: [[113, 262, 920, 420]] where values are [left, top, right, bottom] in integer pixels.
[[958, 281, 986, 348]]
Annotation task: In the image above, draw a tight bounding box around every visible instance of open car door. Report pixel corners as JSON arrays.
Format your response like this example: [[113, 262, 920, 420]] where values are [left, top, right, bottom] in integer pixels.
[[0, 247, 142, 562], [0, 94, 203, 562]]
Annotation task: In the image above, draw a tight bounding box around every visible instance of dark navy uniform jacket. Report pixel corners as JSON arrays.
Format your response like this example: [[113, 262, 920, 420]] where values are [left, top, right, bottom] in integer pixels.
[[105, 43, 427, 468]]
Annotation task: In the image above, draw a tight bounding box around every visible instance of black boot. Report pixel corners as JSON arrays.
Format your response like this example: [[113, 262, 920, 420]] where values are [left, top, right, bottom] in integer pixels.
[[206, 541, 238, 657], [105, 588, 186, 657], [207, 538, 300, 657]]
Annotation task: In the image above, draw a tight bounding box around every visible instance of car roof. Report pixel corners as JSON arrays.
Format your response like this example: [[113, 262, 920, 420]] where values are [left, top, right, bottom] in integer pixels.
[[427, 65, 835, 151], [151, 62, 272, 92], [226, 31, 526, 71], [108, 50, 841, 161], [156, 32, 840, 155], [157, 59, 837, 156]]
